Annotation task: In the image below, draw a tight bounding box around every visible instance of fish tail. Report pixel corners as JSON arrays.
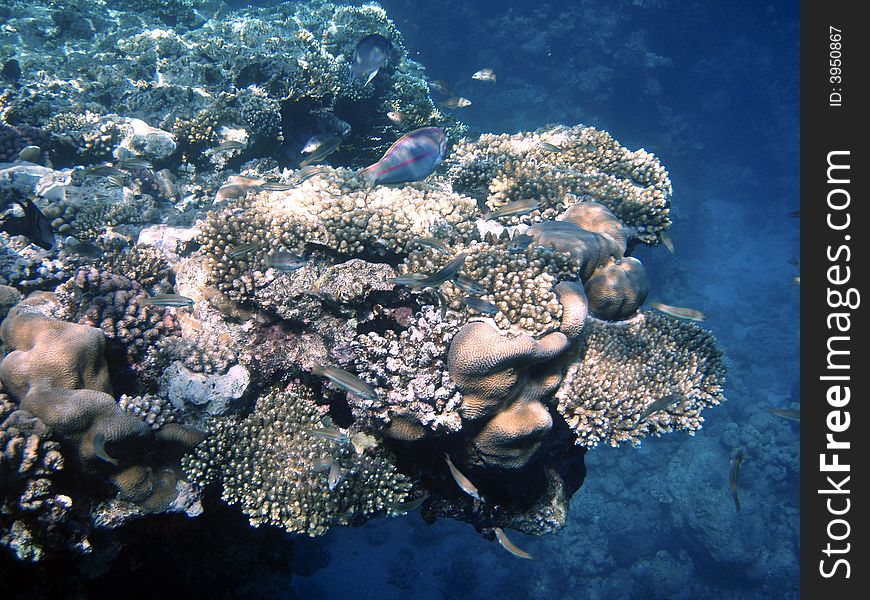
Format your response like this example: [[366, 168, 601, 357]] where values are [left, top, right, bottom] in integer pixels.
[[733, 492, 741, 512], [358, 165, 378, 189]]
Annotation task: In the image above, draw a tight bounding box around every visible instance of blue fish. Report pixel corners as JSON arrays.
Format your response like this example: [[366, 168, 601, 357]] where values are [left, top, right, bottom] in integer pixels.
[[360, 127, 447, 187], [350, 34, 392, 86]]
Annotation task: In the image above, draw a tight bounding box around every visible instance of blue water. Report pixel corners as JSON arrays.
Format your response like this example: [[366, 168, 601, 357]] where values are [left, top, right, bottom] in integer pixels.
[[290, 1, 800, 598]]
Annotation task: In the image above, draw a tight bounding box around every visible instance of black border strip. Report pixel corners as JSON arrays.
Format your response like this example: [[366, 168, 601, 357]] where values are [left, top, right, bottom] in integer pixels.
[[801, 2, 867, 596]]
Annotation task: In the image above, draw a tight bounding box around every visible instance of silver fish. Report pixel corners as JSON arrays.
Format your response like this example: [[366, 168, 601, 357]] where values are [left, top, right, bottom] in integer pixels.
[[408, 237, 451, 255], [472, 68, 496, 82], [385, 490, 430, 513], [299, 135, 342, 167], [439, 97, 472, 109], [266, 251, 306, 272], [635, 392, 682, 424], [539, 141, 565, 153], [87, 164, 126, 179], [214, 140, 247, 153], [312, 364, 379, 402], [257, 181, 293, 191], [649, 302, 705, 322], [388, 273, 429, 287], [483, 199, 541, 220], [304, 427, 350, 444], [215, 184, 251, 201], [763, 406, 800, 422], [494, 528, 533, 560], [328, 459, 343, 490], [452, 274, 487, 295], [141, 294, 195, 307], [415, 252, 467, 288], [660, 231, 675, 253], [229, 242, 260, 258], [296, 165, 330, 182], [445, 453, 480, 500], [462, 296, 498, 315]]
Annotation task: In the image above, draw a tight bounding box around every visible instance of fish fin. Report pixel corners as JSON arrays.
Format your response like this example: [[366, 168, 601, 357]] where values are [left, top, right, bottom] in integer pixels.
[[365, 68, 379, 86], [358, 165, 378, 189]]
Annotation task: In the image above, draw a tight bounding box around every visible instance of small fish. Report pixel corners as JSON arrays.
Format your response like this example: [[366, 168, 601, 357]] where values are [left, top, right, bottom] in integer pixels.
[[445, 453, 480, 500], [539, 141, 565, 153], [789, 210, 800, 218], [65, 236, 103, 259], [117, 157, 153, 170], [141, 294, 195, 307], [229, 242, 260, 258], [408, 237, 451, 255], [452, 274, 487, 296], [649, 302, 705, 322], [388, 273, 429, 287], [17, 145, 41, 163], [508, 233, 534, 253], [2, 58, 21, 82], [215, 184, 251, 201], [439, 97, 472, 109], [257, 181, 293, 191], [472, 68, 496, 82], [350, 33, 392, 86], [328, 459, 343, 491], [635, 392, 682, 425], [296, 165, 330, 182], [93, 432, 119, 466], [360, 127, 447, 187], [730, 448, 744, 512], [1, 196, 55, 250], [483, 198, 541, 220], [435, 289, 448, 320], [385, 490, 430, 513], [312, 364, 379, 402], [266, 251, 307, 272], [214, 140, 247, 153], [299, 135, 342, 167], [415, 252, 467, 288], [763, 407, 800, 422], [386, 111, 405, 125], [428, 79, 453, 95], [660, 231, 675, 253], [462, 296, 499, 315], [87, 164, 127, 179], [494, 528, 533, 560], [304, 427, 350, 444]]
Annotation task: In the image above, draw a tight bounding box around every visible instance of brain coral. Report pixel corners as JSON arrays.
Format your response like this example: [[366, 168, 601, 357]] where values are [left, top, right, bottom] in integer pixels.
[[182, 382, 412, 536], [554, 312, 726, 448]]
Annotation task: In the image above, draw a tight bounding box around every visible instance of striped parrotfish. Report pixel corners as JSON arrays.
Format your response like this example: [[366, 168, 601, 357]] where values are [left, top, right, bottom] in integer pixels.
[[359, 127, 447, 187]]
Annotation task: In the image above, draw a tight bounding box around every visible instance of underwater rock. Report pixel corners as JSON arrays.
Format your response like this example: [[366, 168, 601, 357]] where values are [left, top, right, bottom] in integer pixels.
[[162, 360, 250, 419]]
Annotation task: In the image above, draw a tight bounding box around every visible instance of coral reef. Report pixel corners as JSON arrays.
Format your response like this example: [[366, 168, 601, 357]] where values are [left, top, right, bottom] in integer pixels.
[[182, 382, 412, 536]]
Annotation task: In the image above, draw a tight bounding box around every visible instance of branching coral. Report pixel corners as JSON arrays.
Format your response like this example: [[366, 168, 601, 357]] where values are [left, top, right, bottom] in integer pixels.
[[555, 312, 726, 448], [182, 382, 412, 536]]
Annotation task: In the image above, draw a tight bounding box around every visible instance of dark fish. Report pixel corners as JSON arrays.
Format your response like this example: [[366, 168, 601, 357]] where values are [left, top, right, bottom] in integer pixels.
[[439, 97, 472, 109], [730, 448, 744, 512], [452, 274, 487, 295], [312, 364, 379, 402], [483, 198, 541, 220], [360, 127, 447, 186], [214, 140, 247, 153], [635, 392, 682, 424], [494, 528, 533, 560], [763, 406, 800, 422], [508, 233, 534, 253], [409, 237, 451, 255], [141, 294, 195, 307], [428, 79, 453, 95], [65, 236, 103, 259], [299, 135, 342, 167], [445, 453, 480, 500], [435, 289, 448, 320], [462, 296, 498, 315], [93, 432, 119, 466], [1, 196, 55, 250], [415, 252, 467, 288], [1, 58, 21, 82], [266, 251, 307, 272], [472, 68, 496, 82], [385, 490, 430, 513], [228, 242, 260, 258], [350, 33, 392, 86]]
